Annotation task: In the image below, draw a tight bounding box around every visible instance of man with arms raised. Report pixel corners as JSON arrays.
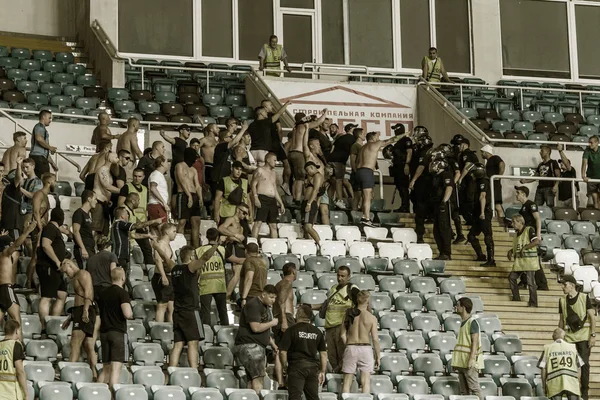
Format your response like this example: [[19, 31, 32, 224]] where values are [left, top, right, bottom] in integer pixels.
[[91, 112, 120, 152], [93, 151, 120, 236], [219, 204, 250, 300], [175, 148, 203, 247], [2, 132, 27, 172], [288, 110, 328, 202], [341, 290, 380, 394], [0, 320, 27, 400], [97, 268, 132, 390], [80, 141, 112, 190], [152, 223, 177, 323], [60, 259, 98, 379], [72, 190, 97, 268], [248, 103, 289, 166], [355, 132, 402, 226], [251, 152, 285, 239], [0, 223, 36, 335], [234, 284, 279, 394]]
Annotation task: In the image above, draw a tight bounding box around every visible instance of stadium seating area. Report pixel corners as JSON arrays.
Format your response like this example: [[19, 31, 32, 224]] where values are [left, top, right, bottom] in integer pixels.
[[0, 46, 254, 125], [439, 77, 600, 146]]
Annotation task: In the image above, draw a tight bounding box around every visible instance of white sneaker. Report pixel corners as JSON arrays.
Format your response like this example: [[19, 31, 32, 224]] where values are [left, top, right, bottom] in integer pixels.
[[335, 200, 347, 210]]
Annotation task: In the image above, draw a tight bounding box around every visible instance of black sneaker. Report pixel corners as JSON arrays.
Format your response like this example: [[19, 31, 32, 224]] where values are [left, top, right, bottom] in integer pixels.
[[474, 255, 487, 262], [481, 260, 496, 267], [435, 254, 451, 261], [360, 218, 376, 227], [452, 236, 466, 245]]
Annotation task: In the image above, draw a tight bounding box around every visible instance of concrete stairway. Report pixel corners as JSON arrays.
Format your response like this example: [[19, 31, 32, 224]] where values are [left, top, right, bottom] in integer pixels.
[[397, 214, 600, 398]]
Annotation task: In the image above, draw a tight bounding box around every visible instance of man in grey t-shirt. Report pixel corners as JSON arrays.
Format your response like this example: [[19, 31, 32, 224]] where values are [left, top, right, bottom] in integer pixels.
[[86, 236, 118, 303], [29, 110, 57, 177]]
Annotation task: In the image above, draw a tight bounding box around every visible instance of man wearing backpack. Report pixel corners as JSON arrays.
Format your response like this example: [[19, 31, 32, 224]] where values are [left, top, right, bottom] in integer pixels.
[[558, 275, 596, 400], [318, 266, 359, 373]]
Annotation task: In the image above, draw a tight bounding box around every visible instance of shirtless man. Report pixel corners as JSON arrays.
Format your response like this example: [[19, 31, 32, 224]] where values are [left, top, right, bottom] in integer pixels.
[[93, 152, 121, 235], [303, 122, 331, 225], [273, 263, 297, 385], [355, 132, 402, 226], [2, 132, 27, 172], [60, 259, 98, 378], [116, 117, 143, 162], [80, 141, 112, 190], [26, 172, 56, 287], [0, 222, 36, 337], [198, 123, 219, 191], [302, 162, 325, 248], [175, 148, 203, 247], [251, 152, 285, 239], [341, 290, 380, 394], [91, 112, 120, 153], [152, 223, 177, 323], [218, 203, 250, 300], [288, 109, 328, 201]]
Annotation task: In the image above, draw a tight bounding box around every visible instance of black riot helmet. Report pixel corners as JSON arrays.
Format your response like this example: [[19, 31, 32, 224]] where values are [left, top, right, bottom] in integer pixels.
[[436, 143, 453, 157], [413, 126, 429, 138], [382, 144, 394, 160], [450, 134, 466, 146], [429, 149, 447, 162], [416, 134, 433, 149], [470, 162, 486, 179], [429, 159, 448, 174]]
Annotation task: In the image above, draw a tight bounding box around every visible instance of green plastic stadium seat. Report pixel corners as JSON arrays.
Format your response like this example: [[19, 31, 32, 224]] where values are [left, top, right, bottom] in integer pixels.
[[52, 73, 74, 86], [20, 59, 41, 71], [32, 50, 53, 61], [138, 101, 160, 115], [43, 61, 64, 73], [16, 80, 39, 94], [0, 57, 20, 69], [27, 93, 50, 107], [6, 69, 29, 82], [29, 70, 51, 83], [55, 52, 75, 64], [63, 85, 84, 100], [11, 47, 31, 59], [108, 88, 130, 102], [154, 91, 176, 104], [75, 97, 99, 112], [0, 46, 8, 57], [233, 106, 253, 120], [76, 75, 97, 87]]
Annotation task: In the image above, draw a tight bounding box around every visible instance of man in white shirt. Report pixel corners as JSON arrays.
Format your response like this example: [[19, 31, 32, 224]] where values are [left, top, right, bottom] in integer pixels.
[[148, 155, 170, 223]]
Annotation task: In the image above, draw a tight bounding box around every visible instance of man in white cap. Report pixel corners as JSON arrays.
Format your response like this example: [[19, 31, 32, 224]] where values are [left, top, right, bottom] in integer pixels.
[[480, 145, 505, 222]]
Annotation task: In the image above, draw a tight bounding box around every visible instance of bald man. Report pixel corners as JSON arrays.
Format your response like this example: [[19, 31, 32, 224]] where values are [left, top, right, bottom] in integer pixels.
[[91, 112, 120, 152]]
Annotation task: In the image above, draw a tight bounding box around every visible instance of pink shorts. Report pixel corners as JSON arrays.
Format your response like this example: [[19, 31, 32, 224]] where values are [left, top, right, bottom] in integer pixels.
[[341, 344, 374, 374]]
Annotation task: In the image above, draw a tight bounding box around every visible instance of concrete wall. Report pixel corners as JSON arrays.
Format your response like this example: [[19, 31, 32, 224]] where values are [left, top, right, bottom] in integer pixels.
[[0, 0, 78, 38]]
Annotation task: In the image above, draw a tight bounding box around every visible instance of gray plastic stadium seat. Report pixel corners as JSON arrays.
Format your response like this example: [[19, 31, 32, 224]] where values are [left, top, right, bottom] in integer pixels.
[[326, 373, 358, 394], [272, 254, 300, 270], [304, 256, 332, 274], [493, 336, 522, 359], [412, 354, 444, 382], [300, 289, 327, 306], [205, 369, 238, 395], [333, 257, 362, 274], [409, 277, 437, 300], [202, 346, 234, 369], [378, 330, 394, 351], [189, 387, 223, 400], [512, 356, 541, 386], [351, 274, 377, 291], [393, 259, 420, 285], [115, 384, 149, 400], [378, 395, 409, 400], [168, 367, 202, 399], [39, 381, 73, 400], [394, 293, 423, 321], [225, 389, 259, 400], [24, 360, 55, 396], [21, 314, 42, 339], [395, 332, 426, 361], [379, 311, 409, 332], [429, 333, 457, 363], [378, 276, 406, 297], [78, 384, 112, 400], [216, 326, 238, 349], [26, 339, 59, 361], [150, 322, 174, 353], [132, 366, 164, 397], [59, 362, 94, 396], [396, 376, 429, 398], [152, 386, 186, 400], [430, 376, 460, 399], [438, 278, 466, 301], [412, 312, 441, 340], [370, 375, 394, 395], [425, 295, 454, 321], [261, 390, 289, 400], [132, 283, 156, 301], [132, 343, 165, 366], [379, 353, 409, 384], [483, 355, 511, 386], [500, 378, 533, 399]]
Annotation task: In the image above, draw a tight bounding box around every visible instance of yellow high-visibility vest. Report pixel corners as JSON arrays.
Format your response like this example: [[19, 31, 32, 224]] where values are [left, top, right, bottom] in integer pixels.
[[512, 226, 540, 272], [542, 340, 580, 398], [264, 44, 283, 76], [197, 244, 227, 295], [560, 293, 592, 343], [0, 339, 23, 400], [451, 316, 484, 370]]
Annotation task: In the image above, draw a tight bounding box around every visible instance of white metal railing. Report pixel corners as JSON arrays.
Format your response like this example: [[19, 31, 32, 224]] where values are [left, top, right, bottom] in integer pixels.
[[489, 174, 596, 214]]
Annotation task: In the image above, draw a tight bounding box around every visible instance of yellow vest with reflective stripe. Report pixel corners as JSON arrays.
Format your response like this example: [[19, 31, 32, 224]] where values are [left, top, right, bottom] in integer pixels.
[[197, 244, 227, 295], [220, 177, 248, 219], [451, 316, 484, 369], [512, 226, 540, 272], [325, 284, 356, 328], [264, 44, 283, 74], [424, 57, 442, 83], [561, 293, 591, 343], [127, 183, 148, 223], [543, 340, 580, 398], [0, 339, 23, 400]]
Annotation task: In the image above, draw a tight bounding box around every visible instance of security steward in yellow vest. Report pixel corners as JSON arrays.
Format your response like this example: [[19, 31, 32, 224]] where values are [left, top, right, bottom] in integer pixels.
[[452, 297, 483, 400], [421, 47, 449, 83], [197, 227, 229, 326], [0, 320, 27, 400], [123, 192, 154, 267], [321, 266, 359, 373], [539, 328, 583, 400], [558, 274, 596, 400], [258, 35, 291, 76], [214, 165, 249, 225], [507, 215, 540, 308]]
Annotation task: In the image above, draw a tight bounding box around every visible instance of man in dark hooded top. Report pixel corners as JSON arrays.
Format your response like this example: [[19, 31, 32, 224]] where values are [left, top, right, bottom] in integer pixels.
[[175, 147, 204, 248]]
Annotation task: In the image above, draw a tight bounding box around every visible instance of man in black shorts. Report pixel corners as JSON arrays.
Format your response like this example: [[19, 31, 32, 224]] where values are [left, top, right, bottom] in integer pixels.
[[60, 259, 98, 378], [98, 268, 132, 390], [251, 152, 285, 238], [219, 204, 251, 299], [151, 223, 177, 322], [167, 244, 222, 368], [37, 208, 68, 331], [234, 284, 279, 394], [175, 148, 203, 248], [480, 145, 505, 222]]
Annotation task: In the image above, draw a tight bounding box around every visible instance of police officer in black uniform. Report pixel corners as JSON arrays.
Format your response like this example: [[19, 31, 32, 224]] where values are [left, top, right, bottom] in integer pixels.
[[430, 159, 454, 260], [409, 133, 434, 243], [467, 163, 495, 266], [386, 123, 413, 212], [453, 135, 479, 225], [435, 143, 465, 244]]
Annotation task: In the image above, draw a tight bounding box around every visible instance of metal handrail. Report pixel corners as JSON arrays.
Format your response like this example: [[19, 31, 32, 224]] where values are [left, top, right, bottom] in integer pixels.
[[489, 174, 597, 214], [0, 108, 81, 172]]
